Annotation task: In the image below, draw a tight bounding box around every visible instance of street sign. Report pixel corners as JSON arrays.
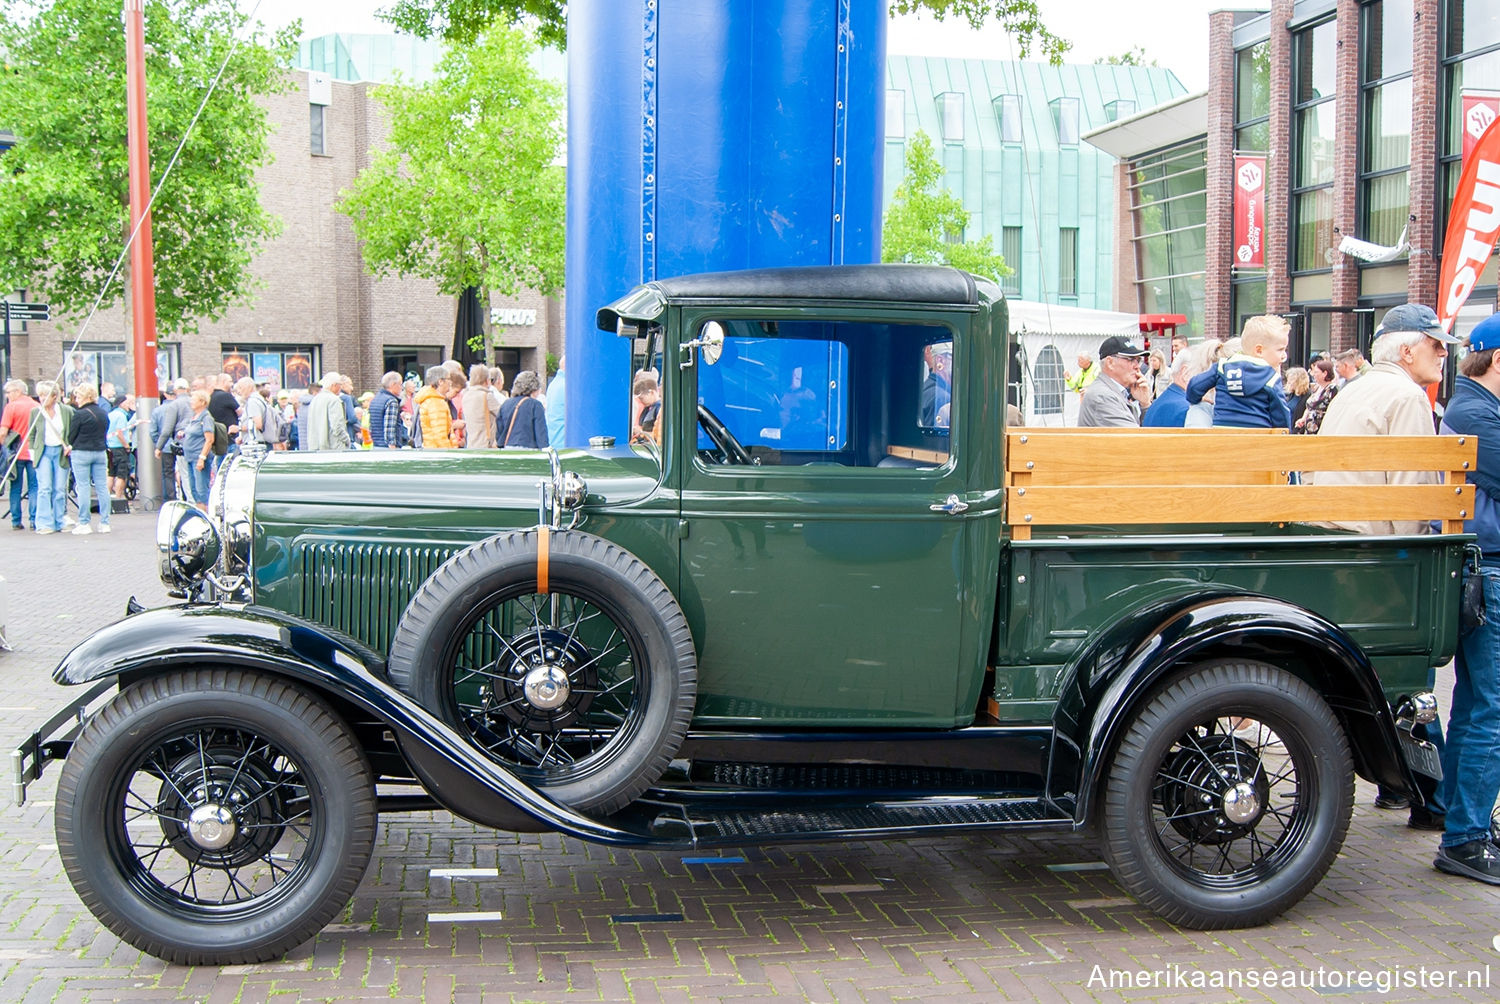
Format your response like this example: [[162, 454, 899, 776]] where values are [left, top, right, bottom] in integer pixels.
[[3, 302, 48, 321]]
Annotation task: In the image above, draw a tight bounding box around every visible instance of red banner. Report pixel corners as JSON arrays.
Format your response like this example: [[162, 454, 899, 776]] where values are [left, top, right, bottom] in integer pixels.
[[1438, 116, 1500, 331], [1462, 92, 1500, 167], [1233, 155, 1266, 269]]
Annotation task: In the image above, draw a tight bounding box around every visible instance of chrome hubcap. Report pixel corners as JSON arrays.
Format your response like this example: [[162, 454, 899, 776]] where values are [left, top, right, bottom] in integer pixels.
[[1221, 781, 1260, 824], [522, 664, 571, 710], [186, 803, 237, 850]]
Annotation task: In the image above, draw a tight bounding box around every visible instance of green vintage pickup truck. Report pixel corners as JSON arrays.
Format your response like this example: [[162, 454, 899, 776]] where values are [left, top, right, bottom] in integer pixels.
[[16, 264, 1467, 964]]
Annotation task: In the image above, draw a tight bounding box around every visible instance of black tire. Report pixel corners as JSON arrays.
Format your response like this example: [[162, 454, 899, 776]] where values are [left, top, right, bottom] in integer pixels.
[[387, 530, 697, 814], [55, 670, 377, 966], [1100, 659, 1353, 929]]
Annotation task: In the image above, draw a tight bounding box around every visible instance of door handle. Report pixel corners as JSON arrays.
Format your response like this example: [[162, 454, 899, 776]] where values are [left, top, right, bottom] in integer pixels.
[[930, 494, 969, 515]]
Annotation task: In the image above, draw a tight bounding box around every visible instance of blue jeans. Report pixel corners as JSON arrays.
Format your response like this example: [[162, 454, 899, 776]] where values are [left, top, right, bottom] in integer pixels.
[[34, 446, 67, 531], [186, 457, 210, 503], [1437, 564, 1500, 848], [71, 449, 110, 528], [9, 458, 36, 527]]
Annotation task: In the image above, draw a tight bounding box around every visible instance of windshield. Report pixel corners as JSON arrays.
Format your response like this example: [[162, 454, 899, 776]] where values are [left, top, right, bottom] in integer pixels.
[[629, 324, 664, 461]]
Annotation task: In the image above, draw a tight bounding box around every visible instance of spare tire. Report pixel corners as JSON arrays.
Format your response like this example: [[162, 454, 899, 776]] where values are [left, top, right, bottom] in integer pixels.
[[387, 529, 696, 814]]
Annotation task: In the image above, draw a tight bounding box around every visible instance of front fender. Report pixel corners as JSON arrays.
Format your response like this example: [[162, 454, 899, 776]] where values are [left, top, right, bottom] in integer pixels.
[[1047, 592, 1421, 825], [53, 604, 678, 847]]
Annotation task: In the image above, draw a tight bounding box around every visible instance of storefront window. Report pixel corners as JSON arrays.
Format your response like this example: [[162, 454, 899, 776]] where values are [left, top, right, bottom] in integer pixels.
[[1295, 20, 1337, 103], [1365, 0, 1414, 81], [1447, 0, 1500, 56], [1440, 6, 1500, 229], [1294, 189, 1335, 271], [1236, 43, 1270, 123], [221, 345, 320, 393], [1296, 104, 1337, 187]]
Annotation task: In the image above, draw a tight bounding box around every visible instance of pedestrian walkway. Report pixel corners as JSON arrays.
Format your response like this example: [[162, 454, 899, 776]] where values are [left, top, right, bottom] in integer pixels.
[[0, 513, 1494, 1002]]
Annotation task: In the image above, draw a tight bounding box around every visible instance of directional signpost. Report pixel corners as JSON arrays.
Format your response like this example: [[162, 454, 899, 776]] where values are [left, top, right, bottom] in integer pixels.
[[1, 301, 48, 383]]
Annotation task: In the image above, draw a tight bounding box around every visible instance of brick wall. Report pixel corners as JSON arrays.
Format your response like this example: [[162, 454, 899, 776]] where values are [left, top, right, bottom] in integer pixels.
[[1329, 0, 1362, 351], [1409, 0, 1439, 307], [1205, 11, 1238, 343]]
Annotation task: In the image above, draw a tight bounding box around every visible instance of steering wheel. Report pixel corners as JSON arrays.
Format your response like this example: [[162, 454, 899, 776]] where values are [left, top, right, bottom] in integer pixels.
[[697, 403, 753, 465]]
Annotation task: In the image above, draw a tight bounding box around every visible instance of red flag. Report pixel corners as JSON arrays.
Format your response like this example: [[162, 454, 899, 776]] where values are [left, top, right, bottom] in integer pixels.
[[1438, 117, 1500, 331], [1232, 155, 1266, 269], [1461, 92, 1500, 167]]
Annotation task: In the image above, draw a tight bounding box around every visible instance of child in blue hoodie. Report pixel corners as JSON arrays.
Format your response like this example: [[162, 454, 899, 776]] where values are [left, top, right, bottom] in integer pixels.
[[1185, 315, 1291, 428]]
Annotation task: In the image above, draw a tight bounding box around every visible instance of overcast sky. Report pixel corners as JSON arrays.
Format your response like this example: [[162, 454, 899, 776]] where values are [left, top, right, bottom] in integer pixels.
[[244, 1, 1244, 92]]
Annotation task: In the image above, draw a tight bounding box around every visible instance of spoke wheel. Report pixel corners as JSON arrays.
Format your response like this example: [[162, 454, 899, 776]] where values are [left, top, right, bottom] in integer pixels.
[[444, 588, 647, 787], [389, 530, 697, 814], [1101, 659, 1353, 929], [56, 671, 376, 965]]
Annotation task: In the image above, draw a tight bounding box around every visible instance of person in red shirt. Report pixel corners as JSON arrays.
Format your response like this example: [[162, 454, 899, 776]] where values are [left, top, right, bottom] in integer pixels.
[[1, 379, 40, 530]]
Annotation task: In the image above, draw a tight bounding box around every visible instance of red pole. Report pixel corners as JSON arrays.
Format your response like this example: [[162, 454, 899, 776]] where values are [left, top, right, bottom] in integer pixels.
[[124, 0, 159, 400]]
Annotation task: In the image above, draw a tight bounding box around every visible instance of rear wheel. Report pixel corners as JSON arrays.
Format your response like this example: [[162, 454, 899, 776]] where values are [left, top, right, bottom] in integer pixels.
[[1101, 659, 1353, 929], [55, 670, 377, 965]]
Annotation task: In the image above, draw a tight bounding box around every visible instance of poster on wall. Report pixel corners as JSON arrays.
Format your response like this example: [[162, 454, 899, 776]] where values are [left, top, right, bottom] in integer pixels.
[[222, 352, 251, 383], [1232, 154, 1266, 270], [252, 353, 282, 391], [284, 354, 312, 390], [1461, 92, 1500, 168]]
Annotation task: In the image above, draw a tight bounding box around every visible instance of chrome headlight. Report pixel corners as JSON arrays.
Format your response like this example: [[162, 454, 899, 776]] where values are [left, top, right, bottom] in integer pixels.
[[157, 501, 222, 597], [208, 453, 258, 572]]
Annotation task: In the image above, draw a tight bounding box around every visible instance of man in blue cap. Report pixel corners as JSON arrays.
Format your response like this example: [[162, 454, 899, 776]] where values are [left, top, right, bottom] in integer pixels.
[[1433, 311, 1500, 885]]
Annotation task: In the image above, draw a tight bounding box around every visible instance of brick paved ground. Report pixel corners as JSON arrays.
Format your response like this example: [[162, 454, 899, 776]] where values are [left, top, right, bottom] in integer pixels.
[[0, 509, 1496, 1003]]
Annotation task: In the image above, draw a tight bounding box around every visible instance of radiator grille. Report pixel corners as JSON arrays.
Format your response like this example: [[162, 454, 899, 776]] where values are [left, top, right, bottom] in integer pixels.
[[296, 540, 458, 654]]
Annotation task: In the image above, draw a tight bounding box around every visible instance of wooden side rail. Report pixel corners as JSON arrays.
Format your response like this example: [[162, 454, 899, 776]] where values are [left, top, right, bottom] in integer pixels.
[[1004, 430, 1476, 540]]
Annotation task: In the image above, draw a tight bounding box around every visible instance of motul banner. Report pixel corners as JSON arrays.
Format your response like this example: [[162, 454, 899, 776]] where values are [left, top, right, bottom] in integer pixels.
[[1233, 155, 1266, 269], [1438, 117, 1500, 331], [1461, 92, 1500, 167]]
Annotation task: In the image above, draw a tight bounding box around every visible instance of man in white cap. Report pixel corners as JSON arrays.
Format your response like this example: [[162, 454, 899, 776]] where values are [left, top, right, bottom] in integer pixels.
[[306, 373, 350, 452]]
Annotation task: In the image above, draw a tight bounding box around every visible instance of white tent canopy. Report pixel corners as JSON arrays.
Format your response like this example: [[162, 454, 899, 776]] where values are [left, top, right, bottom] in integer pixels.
[[1003, 300, 1143, 426]]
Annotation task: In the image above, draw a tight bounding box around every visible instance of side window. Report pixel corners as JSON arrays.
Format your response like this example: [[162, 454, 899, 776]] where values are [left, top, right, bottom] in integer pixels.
[[691, 318, 955, 470]]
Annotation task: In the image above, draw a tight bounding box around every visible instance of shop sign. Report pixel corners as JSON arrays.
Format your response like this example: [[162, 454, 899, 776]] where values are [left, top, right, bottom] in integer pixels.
[[1232, 155, 1265, 269], [1462, 92, 1500, 167], [1439, 117, 1500, 330]]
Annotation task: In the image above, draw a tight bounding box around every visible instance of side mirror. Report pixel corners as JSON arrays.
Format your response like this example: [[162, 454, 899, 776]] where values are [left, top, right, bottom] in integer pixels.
[[680, 321, 725, 369]]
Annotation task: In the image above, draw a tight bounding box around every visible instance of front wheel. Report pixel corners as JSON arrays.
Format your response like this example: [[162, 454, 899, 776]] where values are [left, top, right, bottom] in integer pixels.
[[55, 670, 377, 965], [1100, 659, 1353, 929]]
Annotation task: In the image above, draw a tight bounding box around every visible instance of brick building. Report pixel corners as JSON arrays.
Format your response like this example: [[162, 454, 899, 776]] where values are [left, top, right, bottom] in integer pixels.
[[3, 35, 564, 396], [1088, 0, 1500, 365]]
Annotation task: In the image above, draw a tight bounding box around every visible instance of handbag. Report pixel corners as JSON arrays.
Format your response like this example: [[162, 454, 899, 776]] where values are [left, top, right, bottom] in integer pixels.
[[1460, 544, 1486, 639], [501, 398, 524, 447]]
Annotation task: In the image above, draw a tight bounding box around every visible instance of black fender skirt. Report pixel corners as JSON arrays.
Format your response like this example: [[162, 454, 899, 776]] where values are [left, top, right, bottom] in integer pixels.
[[54, 603, 679, 846]]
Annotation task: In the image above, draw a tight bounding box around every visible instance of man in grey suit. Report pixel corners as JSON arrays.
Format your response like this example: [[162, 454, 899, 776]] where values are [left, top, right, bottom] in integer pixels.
[[1078, 336, 1150, 428]]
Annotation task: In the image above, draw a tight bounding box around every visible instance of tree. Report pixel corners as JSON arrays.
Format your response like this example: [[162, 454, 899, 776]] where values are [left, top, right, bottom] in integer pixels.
[[0, 0, 294, 335], [387, 0, 1069, 63], [881, 131, 1010, 284], [335, 26, 565, 307], [1096, 46, 1157, 67]]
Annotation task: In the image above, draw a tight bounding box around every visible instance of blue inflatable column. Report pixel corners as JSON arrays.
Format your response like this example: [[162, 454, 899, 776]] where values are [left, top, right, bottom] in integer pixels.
[[564, 0, 888, 446]]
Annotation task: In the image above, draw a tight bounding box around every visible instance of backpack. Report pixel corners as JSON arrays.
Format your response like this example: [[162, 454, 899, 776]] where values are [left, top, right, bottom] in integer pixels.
[[212, 420, 229, 456], [260, 398, 290, 445]]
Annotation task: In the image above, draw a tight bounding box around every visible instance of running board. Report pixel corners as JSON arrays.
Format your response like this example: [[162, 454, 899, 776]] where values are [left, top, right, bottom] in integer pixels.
[[639, 795, 1066, 844]]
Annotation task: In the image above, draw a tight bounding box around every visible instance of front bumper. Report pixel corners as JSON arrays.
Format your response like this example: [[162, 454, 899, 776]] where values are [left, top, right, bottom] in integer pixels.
[[11, 679, 115, 806]]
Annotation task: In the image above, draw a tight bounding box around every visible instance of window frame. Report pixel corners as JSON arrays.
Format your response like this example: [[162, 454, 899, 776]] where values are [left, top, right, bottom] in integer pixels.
[[1358, 1, 1415, 255], [1291, 18, 1339, 275]]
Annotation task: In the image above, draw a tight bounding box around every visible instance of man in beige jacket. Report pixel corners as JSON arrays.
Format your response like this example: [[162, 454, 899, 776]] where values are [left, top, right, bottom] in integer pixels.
[[1313, 303, 1460, 535]]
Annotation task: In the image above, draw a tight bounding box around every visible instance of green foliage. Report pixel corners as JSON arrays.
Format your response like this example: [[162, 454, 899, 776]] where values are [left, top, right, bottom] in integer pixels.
[[544, 351, 558, 378], [1096, 45, 1156, 67], [385, 0, 1069, 64], [888, 1, 1069, 63], [881, 132, 1010, 284], [383, 0, 566, 49], [336, 26, 565, 299], [0, 0, 294, 335]]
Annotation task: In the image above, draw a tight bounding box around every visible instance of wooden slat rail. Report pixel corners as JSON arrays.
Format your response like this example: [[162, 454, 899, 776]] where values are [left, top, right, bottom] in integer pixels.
[[1004, 431, 1476, 540]]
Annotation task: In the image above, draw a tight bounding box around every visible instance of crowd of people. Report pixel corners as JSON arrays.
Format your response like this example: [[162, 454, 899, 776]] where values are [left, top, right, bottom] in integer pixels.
[[1062, 303, 1500, 890], [0, 355, 569, 524]]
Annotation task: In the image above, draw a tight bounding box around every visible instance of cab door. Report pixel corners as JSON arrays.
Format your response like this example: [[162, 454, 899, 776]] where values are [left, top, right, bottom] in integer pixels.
[[673, 307, 991, 728]]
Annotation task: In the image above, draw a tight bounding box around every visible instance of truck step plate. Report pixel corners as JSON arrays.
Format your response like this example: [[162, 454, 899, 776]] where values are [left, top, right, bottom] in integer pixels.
[[650, 797, 1063, 843]]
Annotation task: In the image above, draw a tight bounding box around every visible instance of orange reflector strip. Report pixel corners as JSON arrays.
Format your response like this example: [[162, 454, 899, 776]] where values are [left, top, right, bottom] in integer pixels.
[[536, 525, 550, 595]]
